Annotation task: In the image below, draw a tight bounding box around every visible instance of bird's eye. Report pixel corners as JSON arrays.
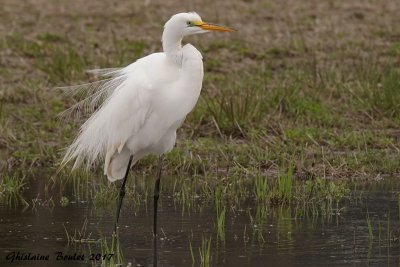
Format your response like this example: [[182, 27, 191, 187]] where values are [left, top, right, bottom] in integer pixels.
[[186, 21, 192, 26]]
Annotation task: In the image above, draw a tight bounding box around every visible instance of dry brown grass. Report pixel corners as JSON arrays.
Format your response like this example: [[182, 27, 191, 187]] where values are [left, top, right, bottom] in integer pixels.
[[1, 0, 400, 181]]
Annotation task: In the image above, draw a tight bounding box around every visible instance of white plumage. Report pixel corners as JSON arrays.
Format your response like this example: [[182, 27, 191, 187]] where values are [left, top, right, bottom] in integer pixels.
[[61, 12, 233, 181]]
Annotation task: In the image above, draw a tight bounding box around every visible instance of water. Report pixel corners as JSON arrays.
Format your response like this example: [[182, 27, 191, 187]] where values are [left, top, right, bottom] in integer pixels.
[[1, 178, 399, 266]]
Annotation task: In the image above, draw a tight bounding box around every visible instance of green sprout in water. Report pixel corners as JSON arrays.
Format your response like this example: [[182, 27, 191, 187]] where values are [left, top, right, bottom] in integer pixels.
[[216, 207, 226, 242], [60, 196, 69, 207], [63, 218, 96, 244], [199, 236, 212, 267], [366, 210, 374, 241], [189, 239, 195, 265], [254, 174, 268, 203], [0, 174, 29, 207], [99, 232, 124, 267]]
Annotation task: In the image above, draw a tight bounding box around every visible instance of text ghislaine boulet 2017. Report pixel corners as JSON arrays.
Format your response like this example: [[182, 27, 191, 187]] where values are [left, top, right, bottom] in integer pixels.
[[5, 251, 114, 263]]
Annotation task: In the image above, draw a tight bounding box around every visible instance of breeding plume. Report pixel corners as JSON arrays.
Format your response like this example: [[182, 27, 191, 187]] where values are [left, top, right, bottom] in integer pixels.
[[61, 12, 233, 234]]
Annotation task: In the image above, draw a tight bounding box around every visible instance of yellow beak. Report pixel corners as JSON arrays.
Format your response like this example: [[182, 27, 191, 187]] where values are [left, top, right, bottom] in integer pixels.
[[198, 22, 235, 32]]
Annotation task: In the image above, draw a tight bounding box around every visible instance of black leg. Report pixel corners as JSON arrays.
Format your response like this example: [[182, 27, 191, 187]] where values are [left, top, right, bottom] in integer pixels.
[[153, 155, 164, 236], [114, 155, 134, 232]]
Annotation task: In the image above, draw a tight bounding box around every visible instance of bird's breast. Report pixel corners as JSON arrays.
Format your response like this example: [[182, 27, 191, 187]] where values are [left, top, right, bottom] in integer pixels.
[[167, 70, 203, 118]]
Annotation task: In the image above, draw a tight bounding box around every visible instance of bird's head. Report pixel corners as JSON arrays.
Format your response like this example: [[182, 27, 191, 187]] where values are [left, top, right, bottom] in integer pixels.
[[164, 12, 234, 37]]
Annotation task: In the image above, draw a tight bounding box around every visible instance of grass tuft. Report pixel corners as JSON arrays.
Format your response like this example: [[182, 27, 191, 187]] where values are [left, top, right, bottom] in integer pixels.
[[0, 174, 29, 207]]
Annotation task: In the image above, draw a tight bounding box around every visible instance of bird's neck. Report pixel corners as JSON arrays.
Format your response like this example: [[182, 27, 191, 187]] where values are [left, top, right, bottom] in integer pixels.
[[162, 28, 183, 62]]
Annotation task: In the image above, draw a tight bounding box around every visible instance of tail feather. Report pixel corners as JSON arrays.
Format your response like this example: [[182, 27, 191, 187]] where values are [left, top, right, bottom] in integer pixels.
[[86, 68, 122, 77], [60, 61, 152, 175], [58, 75, 126, 121], [59, 68, 128, 169]]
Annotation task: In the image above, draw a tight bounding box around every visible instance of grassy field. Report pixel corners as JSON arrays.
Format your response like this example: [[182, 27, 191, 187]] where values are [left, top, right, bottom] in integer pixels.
[[1, 0, 400, 203]]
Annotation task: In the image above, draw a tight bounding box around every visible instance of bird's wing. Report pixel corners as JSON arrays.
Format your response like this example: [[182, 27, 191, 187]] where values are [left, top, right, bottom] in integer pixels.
[[61, 63, 155, 170]]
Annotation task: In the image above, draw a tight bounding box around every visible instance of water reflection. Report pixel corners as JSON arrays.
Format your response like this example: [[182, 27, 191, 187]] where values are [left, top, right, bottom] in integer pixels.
[[153, 235, 158, 267], [0, 178, 399, 266]]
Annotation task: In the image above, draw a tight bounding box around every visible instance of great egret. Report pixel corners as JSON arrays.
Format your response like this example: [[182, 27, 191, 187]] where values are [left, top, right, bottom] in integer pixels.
[[61, 12, 233, 235]]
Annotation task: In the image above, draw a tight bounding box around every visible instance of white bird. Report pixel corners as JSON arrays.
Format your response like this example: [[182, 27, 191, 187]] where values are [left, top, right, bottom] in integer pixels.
[[61, 12, 233, 234]]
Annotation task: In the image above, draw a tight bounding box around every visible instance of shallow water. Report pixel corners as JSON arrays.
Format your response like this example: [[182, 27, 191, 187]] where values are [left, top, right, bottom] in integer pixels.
[[1, 178, 399, 266]]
